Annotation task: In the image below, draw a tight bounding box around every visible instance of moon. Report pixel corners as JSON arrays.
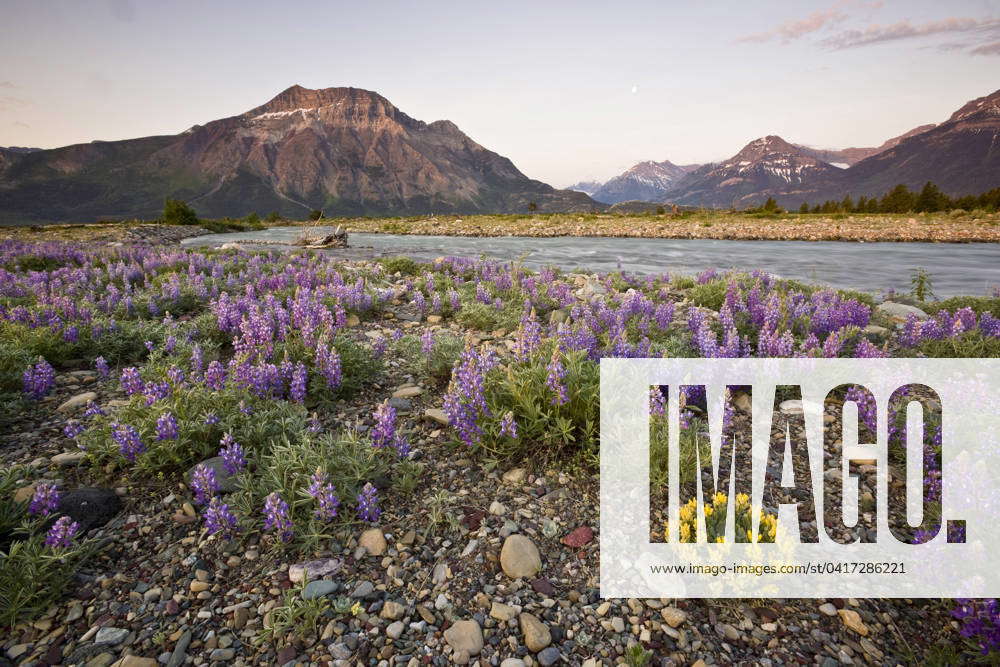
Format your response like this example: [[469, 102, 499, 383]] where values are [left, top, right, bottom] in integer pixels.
[[631, 85, 639, 94]]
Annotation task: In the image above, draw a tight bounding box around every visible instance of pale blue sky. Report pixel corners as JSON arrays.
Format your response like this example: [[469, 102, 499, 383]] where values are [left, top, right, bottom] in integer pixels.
[[1, 0, 998, 186]]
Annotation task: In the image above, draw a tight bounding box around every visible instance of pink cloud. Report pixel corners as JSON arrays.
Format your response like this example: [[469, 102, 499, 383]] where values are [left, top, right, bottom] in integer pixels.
[[738, 7, 846, 44], [821, 17, 1000, 50], [970, 40, 1000, 55]]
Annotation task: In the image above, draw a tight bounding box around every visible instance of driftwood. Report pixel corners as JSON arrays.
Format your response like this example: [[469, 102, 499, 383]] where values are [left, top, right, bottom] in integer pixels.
[[294, 225, 348, 248]]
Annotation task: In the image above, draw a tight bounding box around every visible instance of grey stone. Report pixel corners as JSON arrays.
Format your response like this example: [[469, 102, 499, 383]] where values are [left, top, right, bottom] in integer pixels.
[[186, 457, 239, 494], [94, 627, 128, 645], [302, 580, 337, 600]]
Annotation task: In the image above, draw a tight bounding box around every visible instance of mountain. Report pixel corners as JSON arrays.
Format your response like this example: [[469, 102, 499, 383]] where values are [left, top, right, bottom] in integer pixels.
[[590, 159, 694, 204], [842, 89, 1000, 198], [663, 136, 843, 208], [0, 85, 600, 223], [794, 124, 937, 168], [566, 180, 603, 196]]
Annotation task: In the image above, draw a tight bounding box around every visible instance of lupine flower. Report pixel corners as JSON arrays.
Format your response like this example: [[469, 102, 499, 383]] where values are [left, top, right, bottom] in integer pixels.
[[22, 359, 56, 399], [94, 356, 109, 378], [83, 401, 105, 418], [112, 422, 146, 462], [371, 400, 410, 456], [204, 412, 220, 425], [167, 366, 185, 386], [63, 420, 85, 439], [649, 387, 667, 416], [290, 362, 308, 403], [545, 350, 569, 405], [499, 412, 518, 438], [307, 414, 322, 433], [144, 340, 155, 353], [120, 367, 144, 396], [45, 516, 80, 549], [356, 483, 381, 523], [204, 360, 226, 390], [420, 329, 435, 356], [218, 433, 246, 475], [191, 463, 219, 504], [372, 336, 388, 358], [203, 497, 238, 539], [307, 471, 340, 521], [156, 412, 179, 440], [263, 492, 293, 542], [29, 481, 60, 516]]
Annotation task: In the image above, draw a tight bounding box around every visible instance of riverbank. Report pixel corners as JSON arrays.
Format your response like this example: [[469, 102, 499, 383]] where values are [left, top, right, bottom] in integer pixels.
[[331, 211, 1000, 243]]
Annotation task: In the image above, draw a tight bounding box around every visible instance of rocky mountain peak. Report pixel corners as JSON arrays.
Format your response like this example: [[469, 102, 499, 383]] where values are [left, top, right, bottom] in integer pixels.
[[947, 88, 1000, 123]]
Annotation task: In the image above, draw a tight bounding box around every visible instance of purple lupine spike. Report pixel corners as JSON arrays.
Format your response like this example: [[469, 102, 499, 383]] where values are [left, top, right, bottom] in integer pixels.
[[112, 422, 146, 462], [545, 350, 569, 405], [203, 497, 238, 539], [22, 359, 56, 399], [499, 412, 518, 439], [155, 412, 179, 440], [356, 483, 381, 523], [29, 481, 60, 516], [191, 463, 219, 504], [307, 471, 341, 521], [218, 433, 246, 475], [263, 492, 293, 542], [45, 516, 80, 549]]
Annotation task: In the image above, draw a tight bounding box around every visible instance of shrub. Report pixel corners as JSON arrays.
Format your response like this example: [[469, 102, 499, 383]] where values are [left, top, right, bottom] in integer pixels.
[[163, 199, 199, 226], [230, 430, 396, 549], [79, 386, 308, 475], [925, 296, 1000, 319], [1, 466, 98, 627], [378, 256, 422, 276], [456, 300, 522, 332]]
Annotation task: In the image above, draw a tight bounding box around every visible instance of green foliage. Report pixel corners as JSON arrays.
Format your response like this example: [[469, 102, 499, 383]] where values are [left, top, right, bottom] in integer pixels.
[[231, 430, 395, 549], [925, 296, 1000, 319], [456, 300, 522, 332], [378, 256, 422, 276], [0, 341, 33, 393], [687, 278, 728, 310], [425, 334, 464, 385], [910, 267, 935, 302], [244, 212, 261, 225], [912, 330, 1000, 358], [476, 348, 599, 462], [0, 318, 158, 369], [254, 584, 339, 644], [330, 335, 382, 399], [1, 467, 98, 628], [163, 199, 199, 226], [308, 209, 323, 221], [265, 211, 281, 223], [79, 386, 308, 475], [624, 643, 653, 667]]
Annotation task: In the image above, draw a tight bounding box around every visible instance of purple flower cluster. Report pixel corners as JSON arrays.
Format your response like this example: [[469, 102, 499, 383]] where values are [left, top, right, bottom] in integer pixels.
[[356, 482, 381, 523], [120, 367, 144, 396], [204, 497, 238, 539], [22, 358, 56, 399], [499, 412, 518, 439], [218, 433, 246, 475], [45, 516, 80, 549], [191, 463, 219, 504], [155, 412, 179, 440], [307, 471, 340, 521], [371, 400, 410, 456], [545, 350, 569, 405], [29, 481, 60, 516], [443, 346, 499, 447], [112, 422, 146, 462], [263, 492, 293, 542], [954, 599, 1000, 654], [289, 362, 308, 403]]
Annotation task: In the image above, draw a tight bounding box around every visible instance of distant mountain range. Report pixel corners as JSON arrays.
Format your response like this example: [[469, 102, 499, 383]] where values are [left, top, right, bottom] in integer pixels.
[[2, 86, 998, 222], [0, 86, 598, 223], [576, 88, 999, 209]]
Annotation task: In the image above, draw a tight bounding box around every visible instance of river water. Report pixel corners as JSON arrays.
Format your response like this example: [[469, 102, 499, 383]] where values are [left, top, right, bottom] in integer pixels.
[[182, 227, 1000, 298]]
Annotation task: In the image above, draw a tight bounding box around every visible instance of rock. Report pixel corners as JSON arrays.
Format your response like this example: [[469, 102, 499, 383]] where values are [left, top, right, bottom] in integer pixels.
[[863, 324, 890, 337], [302, 580, 337, 600], [424, 408, 450, 426], [58, 487, 122, 531], [165, 630, 191, 667], [57, 391, 98, 413], [232, 606, 249, 629], [288, 558, 342, 584], [519, 612, 552, 652], [537, 647, 561, 666], [351, 580, 375, 598], [346, 314, 361, 326], [381, 600, 405, 620], [779, 400, 803, 416], [393, 386, 423, 398], [386, 620, 405, 639], [359, 527, 387, 555], [500, 660, 527, 667], [186, 456, 239, 494], [52, 451, 87, 466], [388, 397, 412, 411], [838, 609, 869, 636], [13, 483, 35, 503], [819, 602, 838, 616], [189, 580, 210, 593], [561, 525, 594, 548], [110, 658, 157, 667], [490, 602, 517, 622], [876, 301, 928, 323], [95, 626, 129, 645], [209, 649, 234, 661], [502, 468, 527, 485], [500, 534, 542, 579], [426, 314, 443, 324], [661, 607, 687, 628], [65, 602, 84, 622], [220, 242, 243, 251], [444, 619, 484, 656], [489, 501, 506, 515]]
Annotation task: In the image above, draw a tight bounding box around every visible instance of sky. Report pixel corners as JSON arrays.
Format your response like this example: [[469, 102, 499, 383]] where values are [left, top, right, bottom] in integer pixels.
[[1, 0, 999, 187]]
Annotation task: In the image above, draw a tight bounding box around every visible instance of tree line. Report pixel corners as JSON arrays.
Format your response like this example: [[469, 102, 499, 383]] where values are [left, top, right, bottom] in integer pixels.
[[795, 182, 1000, 214]]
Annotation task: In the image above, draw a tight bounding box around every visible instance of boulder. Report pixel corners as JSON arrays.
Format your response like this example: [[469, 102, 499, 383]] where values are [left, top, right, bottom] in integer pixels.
[[57, 488, 122, 532]]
